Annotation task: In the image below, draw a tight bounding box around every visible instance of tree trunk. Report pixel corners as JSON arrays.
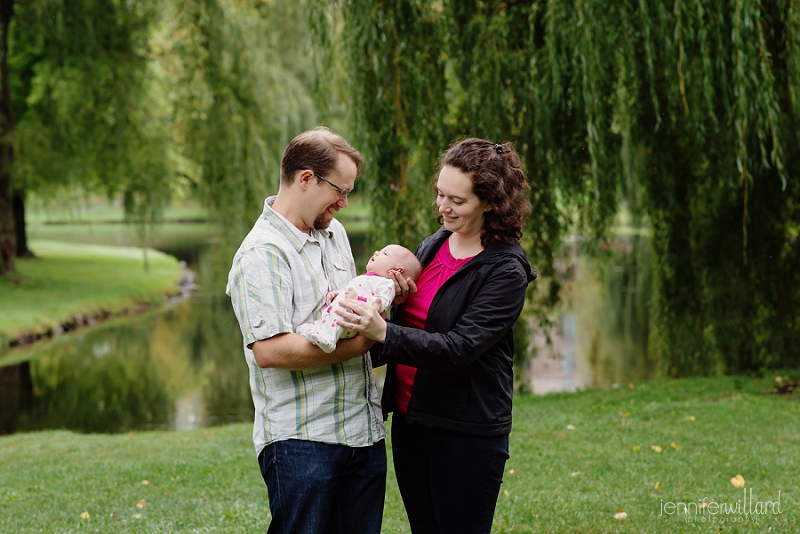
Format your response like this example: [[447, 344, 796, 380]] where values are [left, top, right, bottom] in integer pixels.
[[0, 0, 15, 276], [12, 189, 31, 257]]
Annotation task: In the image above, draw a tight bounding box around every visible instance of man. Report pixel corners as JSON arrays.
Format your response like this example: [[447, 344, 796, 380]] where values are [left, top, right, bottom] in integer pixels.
[[226, 127, 395, 533]]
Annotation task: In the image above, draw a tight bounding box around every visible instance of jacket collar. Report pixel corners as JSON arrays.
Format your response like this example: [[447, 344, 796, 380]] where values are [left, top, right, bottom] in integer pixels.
[[418, 227, 537, 282]]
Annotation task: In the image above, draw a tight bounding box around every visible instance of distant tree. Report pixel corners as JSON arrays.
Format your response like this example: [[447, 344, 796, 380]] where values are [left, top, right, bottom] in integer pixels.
[[311, 0, 449, 251], [6, 0, 168, 273], [1, 0, 317, 278], [315, 0, 800, 375], [162, 0, 317, 237]]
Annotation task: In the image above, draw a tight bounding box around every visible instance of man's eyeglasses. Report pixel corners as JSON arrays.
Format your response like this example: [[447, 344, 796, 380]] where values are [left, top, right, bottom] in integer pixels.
[[314, 173, 354, 199]]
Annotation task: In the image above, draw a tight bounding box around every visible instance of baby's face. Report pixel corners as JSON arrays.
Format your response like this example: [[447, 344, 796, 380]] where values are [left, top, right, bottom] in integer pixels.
[[366, 245, 409, 277]]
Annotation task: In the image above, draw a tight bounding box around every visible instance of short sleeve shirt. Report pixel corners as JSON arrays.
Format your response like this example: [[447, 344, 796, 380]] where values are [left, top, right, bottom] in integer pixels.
[[226, 197, 385, 454]]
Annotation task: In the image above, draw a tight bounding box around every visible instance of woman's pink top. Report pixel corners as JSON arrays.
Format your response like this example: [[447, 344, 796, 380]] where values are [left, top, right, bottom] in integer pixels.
[[394, 239, 474, 413]]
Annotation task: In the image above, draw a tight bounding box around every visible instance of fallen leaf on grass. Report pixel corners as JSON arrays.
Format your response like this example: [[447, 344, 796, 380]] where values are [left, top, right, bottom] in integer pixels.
[[140, 480, 149, 485], [136, 499, 146, 509], [699, 503, 708, 510], [687, 416, 696, 421], [632, 445, 641, 451], [570, 471, 581, 477], [508, 469, 515, 475], [651, 445, 662, 453], [622, 412, 631, 417], [566, 425, 576, 430], [614, 511, 628, 520], [670, 442, 681, 449], [80, 511, 90, 519], [132, 514, 142, 519], [654, 481, 660, 489], [730, 474, 745, 488]]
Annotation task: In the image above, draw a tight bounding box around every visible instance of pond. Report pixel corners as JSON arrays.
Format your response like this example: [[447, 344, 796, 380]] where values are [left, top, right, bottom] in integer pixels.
[[0, 221, 378, 435], [0, 223, 248, 435], [0, 221, 652, 435]]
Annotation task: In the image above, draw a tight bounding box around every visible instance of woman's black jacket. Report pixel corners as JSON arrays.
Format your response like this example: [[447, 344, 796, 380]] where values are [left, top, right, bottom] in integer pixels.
[[371, 228, 537, 437]]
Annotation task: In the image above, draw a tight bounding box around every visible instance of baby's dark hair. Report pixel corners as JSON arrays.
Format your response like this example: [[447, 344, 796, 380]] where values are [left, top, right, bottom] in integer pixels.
[[440, 138, 531, 246], [396, 247, 422, 282]]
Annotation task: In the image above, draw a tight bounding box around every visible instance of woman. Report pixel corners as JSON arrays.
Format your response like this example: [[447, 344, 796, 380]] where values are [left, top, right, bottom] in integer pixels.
[[338, 138, 536, 533]]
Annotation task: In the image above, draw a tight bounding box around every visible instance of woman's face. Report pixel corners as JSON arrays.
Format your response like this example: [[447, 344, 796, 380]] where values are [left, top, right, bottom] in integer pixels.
[[435, 165, 487, 238]]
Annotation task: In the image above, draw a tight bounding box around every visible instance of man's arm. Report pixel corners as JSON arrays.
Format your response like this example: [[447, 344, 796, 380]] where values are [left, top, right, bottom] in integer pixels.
[[250, 332, 375, 370]]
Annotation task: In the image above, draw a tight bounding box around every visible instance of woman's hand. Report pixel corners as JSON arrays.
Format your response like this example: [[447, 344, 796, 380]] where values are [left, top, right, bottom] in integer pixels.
[[389, 271, 417, 305], [335, 298, 388, 343]]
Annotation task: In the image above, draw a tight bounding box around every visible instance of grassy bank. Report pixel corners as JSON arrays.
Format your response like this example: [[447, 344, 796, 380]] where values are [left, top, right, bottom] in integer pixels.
[[1, 375, 796, 532], [0, 240, 184, 347]]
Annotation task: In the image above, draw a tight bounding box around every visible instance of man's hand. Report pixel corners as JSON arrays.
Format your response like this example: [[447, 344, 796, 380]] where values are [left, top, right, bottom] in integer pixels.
[[337, 332, 376, 355], [389, 271, 417, 305]]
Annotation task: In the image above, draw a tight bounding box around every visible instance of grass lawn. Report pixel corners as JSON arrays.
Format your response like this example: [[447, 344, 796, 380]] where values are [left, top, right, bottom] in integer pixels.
[[0, 240, 184, 346], [1, 375, 796, 532], [25, 200, 212, 225], [26, 222, 219, 251]]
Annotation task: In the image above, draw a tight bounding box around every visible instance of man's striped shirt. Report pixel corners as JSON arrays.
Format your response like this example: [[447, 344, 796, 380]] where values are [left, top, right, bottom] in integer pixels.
[[226, 197, 385, 455]]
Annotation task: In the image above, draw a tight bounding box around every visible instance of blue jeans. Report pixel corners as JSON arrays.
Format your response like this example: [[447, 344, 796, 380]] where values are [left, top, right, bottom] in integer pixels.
[[258, 439, 386, 534], [391, 413, 509, 534]]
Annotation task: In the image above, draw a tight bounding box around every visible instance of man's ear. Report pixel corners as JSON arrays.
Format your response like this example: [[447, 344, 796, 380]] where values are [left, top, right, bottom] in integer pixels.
[[297, 170, 314, 190]]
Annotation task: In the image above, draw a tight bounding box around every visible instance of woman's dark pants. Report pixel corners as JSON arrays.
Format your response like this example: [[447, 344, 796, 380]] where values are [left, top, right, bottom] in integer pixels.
[[391, 412, 509, 534]]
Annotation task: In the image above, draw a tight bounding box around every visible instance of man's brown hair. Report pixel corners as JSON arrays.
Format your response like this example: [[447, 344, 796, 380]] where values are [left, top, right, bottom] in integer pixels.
[[280, 126, 364, 185]]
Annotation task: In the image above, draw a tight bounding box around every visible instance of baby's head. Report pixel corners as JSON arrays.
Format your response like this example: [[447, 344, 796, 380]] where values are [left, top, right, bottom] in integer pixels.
[[366, 244, 422, 282]]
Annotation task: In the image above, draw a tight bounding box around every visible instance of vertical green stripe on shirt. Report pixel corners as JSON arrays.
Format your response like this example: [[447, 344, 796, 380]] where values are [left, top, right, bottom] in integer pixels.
[[332, 362, 347, 442], [291, 370, 309, 440], [267, 251, 286, 331], [259, 369, 272, 443], [362, 357, 374, 444]]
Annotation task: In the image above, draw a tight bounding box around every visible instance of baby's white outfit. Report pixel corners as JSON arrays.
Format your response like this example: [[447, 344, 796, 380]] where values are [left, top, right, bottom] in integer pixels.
[[297, 273, 396, 353]]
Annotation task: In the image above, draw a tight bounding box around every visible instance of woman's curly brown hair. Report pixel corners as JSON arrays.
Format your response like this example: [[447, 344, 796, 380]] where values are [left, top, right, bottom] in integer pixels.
[[438, 138, 531, 247]]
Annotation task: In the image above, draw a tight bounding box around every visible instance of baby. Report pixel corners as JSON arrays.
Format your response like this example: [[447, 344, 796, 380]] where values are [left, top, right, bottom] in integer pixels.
[[297, 244, 422, 353]]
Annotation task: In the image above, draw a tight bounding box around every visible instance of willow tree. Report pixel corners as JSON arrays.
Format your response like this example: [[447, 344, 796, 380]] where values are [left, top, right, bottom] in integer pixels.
[[162, 0, 317, 237], [9, 0, 170, 269], [315, 0, 800, 375], [4, 0, 317, 276], [312, 0, 449, 248]]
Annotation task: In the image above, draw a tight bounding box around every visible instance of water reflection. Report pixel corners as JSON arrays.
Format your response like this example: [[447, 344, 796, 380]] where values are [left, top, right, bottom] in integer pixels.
[[0, 293, 253, 434], [0, 223, 373, 435], [522, 234, 654, 394]]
